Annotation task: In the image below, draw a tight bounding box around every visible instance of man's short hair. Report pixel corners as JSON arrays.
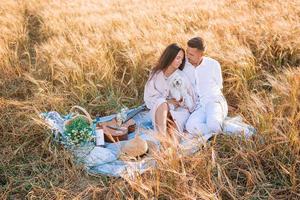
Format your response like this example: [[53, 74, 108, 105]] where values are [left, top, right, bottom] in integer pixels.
[[187, 37, 205, 51]]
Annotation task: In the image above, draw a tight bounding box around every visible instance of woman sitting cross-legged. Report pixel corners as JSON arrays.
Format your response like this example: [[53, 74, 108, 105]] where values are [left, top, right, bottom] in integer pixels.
[[144, 43, 196, 143]]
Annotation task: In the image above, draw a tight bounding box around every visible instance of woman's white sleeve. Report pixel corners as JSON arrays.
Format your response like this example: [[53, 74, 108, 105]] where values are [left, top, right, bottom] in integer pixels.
[[143, 76, 166, 110]]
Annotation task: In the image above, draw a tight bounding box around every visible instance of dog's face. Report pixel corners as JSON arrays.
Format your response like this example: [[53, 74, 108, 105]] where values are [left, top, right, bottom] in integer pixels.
[[173, 78, 182, 89], [171, 75, 183, 89]]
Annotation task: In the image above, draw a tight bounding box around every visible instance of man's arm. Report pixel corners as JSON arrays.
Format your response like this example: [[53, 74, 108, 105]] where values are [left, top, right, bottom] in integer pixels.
[[214, 61, 223, 89]]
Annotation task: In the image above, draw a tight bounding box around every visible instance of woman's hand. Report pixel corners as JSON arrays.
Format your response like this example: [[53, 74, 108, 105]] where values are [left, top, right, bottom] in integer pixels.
[[167, 98, 183, 109]]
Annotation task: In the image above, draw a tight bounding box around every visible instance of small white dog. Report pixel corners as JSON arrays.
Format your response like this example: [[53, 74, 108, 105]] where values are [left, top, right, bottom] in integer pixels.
[[167, 72, 193, 110]]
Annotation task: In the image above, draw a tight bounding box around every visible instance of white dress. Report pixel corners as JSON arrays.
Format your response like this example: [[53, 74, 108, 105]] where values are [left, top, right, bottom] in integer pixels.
[[144, 70, 196, 132]]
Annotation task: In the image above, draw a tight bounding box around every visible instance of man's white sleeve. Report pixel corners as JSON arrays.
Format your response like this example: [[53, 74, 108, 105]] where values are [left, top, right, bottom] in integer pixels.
[[214, 62, 223, 89]]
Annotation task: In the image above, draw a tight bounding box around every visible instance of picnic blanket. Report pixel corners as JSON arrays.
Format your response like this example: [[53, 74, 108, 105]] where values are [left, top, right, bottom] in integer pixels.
[[41, 104, 256, 178]]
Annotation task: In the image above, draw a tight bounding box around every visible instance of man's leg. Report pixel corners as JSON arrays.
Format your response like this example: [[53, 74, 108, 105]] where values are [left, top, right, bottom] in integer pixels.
[[185, 107, 209, 136], [206, 100, 227, 134]]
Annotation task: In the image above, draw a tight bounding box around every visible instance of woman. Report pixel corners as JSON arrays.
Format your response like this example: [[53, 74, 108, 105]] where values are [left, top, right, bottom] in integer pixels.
[[144, 43, 196, 138]]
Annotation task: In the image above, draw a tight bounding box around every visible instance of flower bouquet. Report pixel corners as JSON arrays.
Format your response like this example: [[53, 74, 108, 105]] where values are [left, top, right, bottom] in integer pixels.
[[115, 107, 129, 126], [64, 116, 93, 146]]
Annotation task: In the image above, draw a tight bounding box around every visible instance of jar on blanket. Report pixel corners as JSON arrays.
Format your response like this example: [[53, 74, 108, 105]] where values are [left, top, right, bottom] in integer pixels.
[[95, 125, 105, 147]]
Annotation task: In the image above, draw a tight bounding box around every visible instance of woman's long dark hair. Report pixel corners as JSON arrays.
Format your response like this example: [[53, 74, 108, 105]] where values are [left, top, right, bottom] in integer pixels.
[[150, 43, 185, 79]]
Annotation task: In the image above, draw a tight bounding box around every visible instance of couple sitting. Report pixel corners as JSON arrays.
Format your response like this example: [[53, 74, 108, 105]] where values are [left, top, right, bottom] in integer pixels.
[[144, 37, 228, 142]]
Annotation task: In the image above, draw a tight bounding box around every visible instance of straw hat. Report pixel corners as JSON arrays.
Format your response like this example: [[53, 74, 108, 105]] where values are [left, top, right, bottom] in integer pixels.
[[121, 134, 148, 158], [120, 135, 159, 160], [146, 140, 159, 155]]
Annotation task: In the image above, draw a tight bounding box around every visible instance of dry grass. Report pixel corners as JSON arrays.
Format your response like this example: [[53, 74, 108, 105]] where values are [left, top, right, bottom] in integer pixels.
[[0, 0, 299, 199]]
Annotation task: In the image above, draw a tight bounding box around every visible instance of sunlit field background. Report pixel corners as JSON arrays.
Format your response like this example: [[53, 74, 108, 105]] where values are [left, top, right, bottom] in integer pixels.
[[0, 0, 299, 199]]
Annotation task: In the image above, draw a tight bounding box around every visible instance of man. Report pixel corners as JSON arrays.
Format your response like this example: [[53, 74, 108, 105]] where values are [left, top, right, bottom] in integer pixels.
[[184, 37, 228, 140]]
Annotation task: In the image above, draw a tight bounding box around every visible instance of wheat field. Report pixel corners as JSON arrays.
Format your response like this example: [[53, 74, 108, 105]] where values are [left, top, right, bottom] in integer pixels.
[[0, 0, 299, 199]]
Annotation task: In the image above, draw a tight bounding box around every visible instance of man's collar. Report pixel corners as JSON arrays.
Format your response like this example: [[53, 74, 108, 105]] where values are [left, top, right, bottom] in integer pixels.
[[195, 57, 204, 67], [187, 57, 205, 68]]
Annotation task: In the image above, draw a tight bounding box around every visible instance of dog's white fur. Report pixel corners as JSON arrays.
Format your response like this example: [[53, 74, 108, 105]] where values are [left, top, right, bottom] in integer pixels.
[[167, 72, 193, 110]]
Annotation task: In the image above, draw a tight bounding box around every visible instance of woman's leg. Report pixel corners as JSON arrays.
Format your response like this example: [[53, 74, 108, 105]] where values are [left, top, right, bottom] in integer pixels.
[[155, 102, 169, 135], [166, 112, 180, 145], [155, 103, 179, 147]]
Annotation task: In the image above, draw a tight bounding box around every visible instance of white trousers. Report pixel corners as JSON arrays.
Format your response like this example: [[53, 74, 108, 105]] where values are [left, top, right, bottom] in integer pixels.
[[186, 95, 228, 140]]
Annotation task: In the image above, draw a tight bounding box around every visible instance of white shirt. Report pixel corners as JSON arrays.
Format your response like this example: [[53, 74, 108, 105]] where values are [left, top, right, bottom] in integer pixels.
[[183, 56, 223, 105]]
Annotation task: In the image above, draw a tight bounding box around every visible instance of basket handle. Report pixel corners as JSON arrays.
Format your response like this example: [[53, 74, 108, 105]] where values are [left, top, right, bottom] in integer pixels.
[[70, 106, 93, 125]]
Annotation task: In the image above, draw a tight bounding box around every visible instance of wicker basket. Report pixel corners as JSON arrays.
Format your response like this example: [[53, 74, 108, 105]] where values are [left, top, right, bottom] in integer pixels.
[[64, 106, 93, 127]]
